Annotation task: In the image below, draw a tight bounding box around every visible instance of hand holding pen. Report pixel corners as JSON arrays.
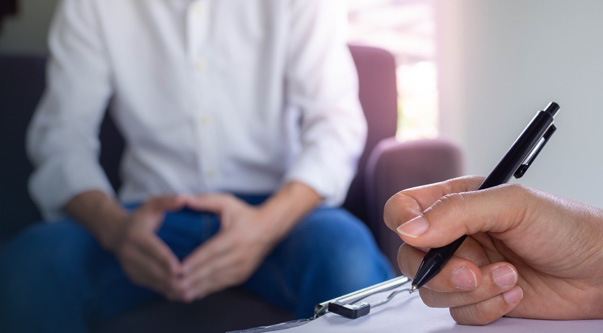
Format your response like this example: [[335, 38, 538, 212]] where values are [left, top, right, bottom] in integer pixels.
[[384, 103, 603, 325], [410, 102, 560, 293]]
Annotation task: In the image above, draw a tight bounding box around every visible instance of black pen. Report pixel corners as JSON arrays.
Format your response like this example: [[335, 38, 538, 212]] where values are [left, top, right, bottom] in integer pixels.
[[410, 102, 560, 292]]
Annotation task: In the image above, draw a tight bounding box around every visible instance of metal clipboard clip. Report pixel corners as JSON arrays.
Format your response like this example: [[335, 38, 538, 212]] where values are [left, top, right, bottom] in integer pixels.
[[229, 276, 413, 332], [313, 275, 412, 320]]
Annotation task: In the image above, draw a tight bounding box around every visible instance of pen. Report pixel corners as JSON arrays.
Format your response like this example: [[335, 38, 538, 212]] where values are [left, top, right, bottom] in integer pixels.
[[410, 102, 560, 292]]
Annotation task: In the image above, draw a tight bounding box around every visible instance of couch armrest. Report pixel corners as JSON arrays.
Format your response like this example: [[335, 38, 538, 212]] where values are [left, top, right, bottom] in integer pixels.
[[364, 137, 464, 272]]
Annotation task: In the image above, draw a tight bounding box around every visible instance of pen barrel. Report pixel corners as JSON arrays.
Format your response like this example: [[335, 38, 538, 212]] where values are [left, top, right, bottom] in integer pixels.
[[413, 236, 467, 289], [480, 110, 555, 189]]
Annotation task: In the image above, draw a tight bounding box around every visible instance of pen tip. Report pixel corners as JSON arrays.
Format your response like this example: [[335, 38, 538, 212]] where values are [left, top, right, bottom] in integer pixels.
[[409, 285, 418, 294]]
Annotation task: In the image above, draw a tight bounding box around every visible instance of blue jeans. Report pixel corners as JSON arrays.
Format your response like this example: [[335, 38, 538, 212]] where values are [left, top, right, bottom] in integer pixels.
[[0, 195, 393, 332]]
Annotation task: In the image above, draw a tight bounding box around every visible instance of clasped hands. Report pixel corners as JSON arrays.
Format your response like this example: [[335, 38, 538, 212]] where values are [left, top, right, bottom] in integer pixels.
[[111, 194, 275, 302], [384, 176, 603, 325]]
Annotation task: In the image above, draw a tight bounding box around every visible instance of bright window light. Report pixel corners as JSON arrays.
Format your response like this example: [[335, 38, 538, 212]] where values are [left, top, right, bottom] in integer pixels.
[[348, 0, 438, 141]]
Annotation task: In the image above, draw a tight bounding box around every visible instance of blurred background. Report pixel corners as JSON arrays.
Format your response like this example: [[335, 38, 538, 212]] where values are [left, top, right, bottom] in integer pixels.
[[3, 0, 603, 208]]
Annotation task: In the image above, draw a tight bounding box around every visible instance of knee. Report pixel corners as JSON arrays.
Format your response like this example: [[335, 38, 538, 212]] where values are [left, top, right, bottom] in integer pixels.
[[304, 208, 378, 258], [1, 227, 51, 289], [321, 235, 392, 291], [0, 222, 95, 297], [300, 209, 393, 289], [0, 227, 51, 314]]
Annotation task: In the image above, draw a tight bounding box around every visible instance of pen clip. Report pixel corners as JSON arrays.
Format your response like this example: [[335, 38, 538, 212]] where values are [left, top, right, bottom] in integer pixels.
[[514, 124, 557, 178]]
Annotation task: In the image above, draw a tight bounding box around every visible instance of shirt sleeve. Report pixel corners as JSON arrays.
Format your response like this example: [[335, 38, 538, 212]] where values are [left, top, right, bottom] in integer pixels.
[[283, 0, 367, 207], [26, 0, 114, 221]]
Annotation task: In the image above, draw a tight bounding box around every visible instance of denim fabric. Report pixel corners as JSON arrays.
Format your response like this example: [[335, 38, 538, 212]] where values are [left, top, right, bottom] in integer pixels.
[[0, 195, 393, 332]]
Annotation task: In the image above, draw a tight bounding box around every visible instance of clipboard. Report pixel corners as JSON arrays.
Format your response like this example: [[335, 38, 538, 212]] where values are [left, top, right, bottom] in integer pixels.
[[313, 275, 410, 319], [229, 275, 412, 333], [230, 275, 603, 333]]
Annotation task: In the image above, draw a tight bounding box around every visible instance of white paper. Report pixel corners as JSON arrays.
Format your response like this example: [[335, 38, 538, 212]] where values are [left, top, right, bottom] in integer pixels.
[[275, 290, 603, 333]]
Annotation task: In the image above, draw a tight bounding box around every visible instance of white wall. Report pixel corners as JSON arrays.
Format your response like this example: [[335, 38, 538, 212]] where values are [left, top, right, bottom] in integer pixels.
[[436, 0, 603, 208], [0, 0, 58, 53]]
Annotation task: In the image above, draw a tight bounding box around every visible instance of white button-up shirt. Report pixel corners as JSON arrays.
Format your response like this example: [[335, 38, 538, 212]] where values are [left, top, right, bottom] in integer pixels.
[[27, 0, 367, 220]]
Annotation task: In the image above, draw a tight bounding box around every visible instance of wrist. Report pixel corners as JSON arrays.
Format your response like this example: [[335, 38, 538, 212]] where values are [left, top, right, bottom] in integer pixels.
[[98, 210, 131, 252], [64, 190, 131, 252], [256, 181, 322, 241]]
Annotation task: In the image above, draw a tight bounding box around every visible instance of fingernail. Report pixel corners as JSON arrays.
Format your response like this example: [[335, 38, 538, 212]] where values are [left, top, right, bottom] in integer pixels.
[[396, 215, 429, 238], [451, 266, 478, 290], [503, 286, 523, 305], [492, 265, 517, 288]]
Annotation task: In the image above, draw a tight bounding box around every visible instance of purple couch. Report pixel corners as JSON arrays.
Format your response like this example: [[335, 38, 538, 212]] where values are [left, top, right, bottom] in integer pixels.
[[0, 45, 463, 332]]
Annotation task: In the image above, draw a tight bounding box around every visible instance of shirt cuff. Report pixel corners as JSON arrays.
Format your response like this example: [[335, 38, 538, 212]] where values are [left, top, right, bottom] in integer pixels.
[[283, 149, 356, 207], [29, 152, 115, 221]]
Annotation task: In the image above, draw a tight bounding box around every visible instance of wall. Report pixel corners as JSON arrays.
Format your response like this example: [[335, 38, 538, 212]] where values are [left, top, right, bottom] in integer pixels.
[[436, 0, 603, 208], [0, 0, 58, 53]]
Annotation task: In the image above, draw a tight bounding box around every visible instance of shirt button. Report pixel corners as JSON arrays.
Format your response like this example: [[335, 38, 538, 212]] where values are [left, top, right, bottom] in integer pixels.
[[200, 115, 212, 125], [195, 58, 207, 71], [206, 170, 216, 178], [192, 3, 203, 15]]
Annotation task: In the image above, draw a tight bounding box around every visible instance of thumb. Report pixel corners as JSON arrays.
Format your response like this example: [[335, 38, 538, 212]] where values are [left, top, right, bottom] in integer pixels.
[[147, 195, 190, 213], [136, 195, 190, 231], [185, 194, 231, 214], [395, 184, 530, 248]]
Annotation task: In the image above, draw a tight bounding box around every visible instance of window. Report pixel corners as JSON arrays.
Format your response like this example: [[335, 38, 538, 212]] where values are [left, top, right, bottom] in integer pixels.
[[348, 0, 438, 140]]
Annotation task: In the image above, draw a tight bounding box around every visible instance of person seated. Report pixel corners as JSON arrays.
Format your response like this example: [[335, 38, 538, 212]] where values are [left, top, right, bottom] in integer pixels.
[[0, 1, 393, 331]]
